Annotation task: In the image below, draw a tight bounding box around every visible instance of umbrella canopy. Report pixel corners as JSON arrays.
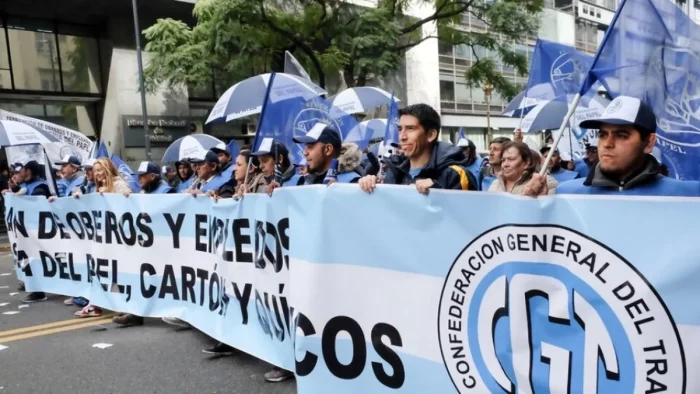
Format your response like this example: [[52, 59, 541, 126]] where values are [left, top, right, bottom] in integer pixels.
[[520, 94, 610, 133], [329, 87, 399, 115], [206, 73, 326, 124], [162, 134, 224, 163], [502, 91, 543, 117], [360, 119, 388, 140], [0, 120, 59, 146]]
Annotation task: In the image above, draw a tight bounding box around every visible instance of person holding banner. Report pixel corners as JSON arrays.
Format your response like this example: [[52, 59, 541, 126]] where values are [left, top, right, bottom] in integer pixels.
[[291, 123, 363, 185], [487, 141, 557, 196], [251, 138, 298, 189], [558, 96, 700, 196], [211, 143, 234, 180], [185, 151, 228, 194], [479, 137, 511, 191], [176, 161, 196, 192], [358, 104, 475, 194], [539, 146, 580, 184], [75, 159, 97, 195], [54, 155, 85, 198], [215, 147, 265, 199], [162, 165, 180, 190]]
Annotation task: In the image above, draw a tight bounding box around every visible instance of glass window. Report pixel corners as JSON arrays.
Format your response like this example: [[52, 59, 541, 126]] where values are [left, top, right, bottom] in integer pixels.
[[7, 28, 61, 91], [0, 101, 97, 136], [58, 34, 102, 93], [438, 41, 453, 55], [0, 29, 11, 89], [188, 82, 216, 100], [583, 5, 589, 14], [440, 80, 455, 101], [455, 83, 471, 102], [455, 44, 471, 59], [471, 86, 486, 103]]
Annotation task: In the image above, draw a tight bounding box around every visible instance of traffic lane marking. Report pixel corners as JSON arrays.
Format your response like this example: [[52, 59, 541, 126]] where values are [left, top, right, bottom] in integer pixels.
[[0, 315, 115, 344], [0, 313, 116, 340]]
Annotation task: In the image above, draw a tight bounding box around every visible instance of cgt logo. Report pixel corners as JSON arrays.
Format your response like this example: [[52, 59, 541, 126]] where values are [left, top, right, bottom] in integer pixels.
[[438, 225, 685, 394]]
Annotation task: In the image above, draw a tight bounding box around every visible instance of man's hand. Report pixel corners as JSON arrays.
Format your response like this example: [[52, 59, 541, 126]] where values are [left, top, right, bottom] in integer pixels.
[[123, 191, 131, 197], [358, 175, 378, 194], [415, 179, 434, 195], [326, 179, 337, 186], [266, 181, 280, 197], [567, 161, 575, 170], [205, 190, 216, 198], [48, 196, 57, 202], [522, 173, 547, 197]]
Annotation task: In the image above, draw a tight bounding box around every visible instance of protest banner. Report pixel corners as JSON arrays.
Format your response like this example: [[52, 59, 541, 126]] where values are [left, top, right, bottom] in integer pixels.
[[0, 109, 94, 166], [5, 186, 699, 393]]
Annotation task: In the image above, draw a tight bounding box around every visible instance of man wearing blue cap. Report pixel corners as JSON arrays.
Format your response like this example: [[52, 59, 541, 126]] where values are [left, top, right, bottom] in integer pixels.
[[540, 145, 580, 184], [187, 151, 228, 194], [162, 165, 180, 190], [211, 143, 234, 180], [292, 122, 362, 185], [175, 161, 196, 192], [251, 137, 298, 189], [54, 155, 85, 198], [556, 96, 700, 196]]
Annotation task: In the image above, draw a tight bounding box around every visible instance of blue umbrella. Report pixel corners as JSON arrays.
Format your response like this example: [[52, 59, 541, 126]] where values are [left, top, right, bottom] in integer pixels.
[[329, 87, 399, 115], [0, 120, 59, 146], [162, 134, 224, 163], [520, 94, 609, 133], [360, 119, 388, 140], [206, 73, 326, 124]]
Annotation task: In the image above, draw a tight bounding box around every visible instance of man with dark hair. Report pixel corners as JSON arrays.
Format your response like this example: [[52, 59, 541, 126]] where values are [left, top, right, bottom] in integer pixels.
[[187, 151, 228, 194], [540, 145, 580, 184], [456, 137, 484, 188], [293, 123, 362, 185], [573, 143, 598, 178], [176, 160, 196, 192], [557, 96, 699, 196], [251, 138, 298, 190], [479, 136, 511, 191], [358, 103, 475, 194], [211, 143, 234, 180]]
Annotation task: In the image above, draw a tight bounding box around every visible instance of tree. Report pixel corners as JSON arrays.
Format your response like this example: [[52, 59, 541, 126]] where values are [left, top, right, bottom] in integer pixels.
[[143, 0, 543, 100]]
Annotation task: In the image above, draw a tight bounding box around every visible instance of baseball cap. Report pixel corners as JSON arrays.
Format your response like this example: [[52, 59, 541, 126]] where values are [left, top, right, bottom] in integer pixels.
[[456, 138, 470, 148], [293, 122, 342, 152], [251, 137, 289, 157], [23, 160, 42, 176], [540, 145, 558, 155], [210, 142, 230, 156], [135, 161, 161, 175], [161, 165, 174, 175], [189, 150, 219, 164], [54, 155, 81, 167], [82, 158, 96, 170], [579, 96, 657, 135], [11, 162, 23, 172]]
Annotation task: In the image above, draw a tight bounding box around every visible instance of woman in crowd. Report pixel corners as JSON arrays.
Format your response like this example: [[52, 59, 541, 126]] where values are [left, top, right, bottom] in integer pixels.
[[74, 157, 131, 318], [488, 141, 557, 196], [216, 147, 265, 199]]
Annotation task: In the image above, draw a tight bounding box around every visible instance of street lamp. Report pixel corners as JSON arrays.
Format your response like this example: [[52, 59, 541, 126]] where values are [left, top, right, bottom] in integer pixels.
[[483, 83, 494, 145]]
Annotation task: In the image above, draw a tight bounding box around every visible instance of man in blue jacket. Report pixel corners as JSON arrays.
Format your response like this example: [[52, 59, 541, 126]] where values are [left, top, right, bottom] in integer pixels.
[[54, 155, 85, 197], [187, 151, 228, 194], [358, 104, 475, 194], [557, 96, 699, 196], [540, 146, 580, 184], [293, 122, 362, 185]]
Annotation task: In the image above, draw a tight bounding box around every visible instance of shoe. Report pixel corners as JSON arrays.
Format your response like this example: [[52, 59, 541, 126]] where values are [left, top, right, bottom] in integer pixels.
[[112, 313, 144, 326], [202, 342, 237, 356], [72, 297, 89, 307], [64, 298, 75, 306], [264, 367, 294, 383], [17, 282, 25, 291], [75, 305, 102, 318], [22, 292, 47, 303], [161, 317, 191, 328]]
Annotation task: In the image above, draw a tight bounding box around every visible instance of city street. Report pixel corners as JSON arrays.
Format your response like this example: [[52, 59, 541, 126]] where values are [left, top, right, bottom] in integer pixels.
[[0, 253, 296, 394]]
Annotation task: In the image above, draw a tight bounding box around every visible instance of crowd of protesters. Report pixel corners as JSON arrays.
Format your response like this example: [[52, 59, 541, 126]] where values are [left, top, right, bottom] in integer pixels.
[[2, 96, 698, 383]]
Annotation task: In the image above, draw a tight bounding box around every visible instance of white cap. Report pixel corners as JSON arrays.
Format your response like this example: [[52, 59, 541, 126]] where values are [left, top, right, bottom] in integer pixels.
[[456, 138, 469, 148]]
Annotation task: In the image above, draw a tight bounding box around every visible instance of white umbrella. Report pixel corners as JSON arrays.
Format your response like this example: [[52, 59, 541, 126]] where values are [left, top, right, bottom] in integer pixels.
[[329, 87, 399, 115]]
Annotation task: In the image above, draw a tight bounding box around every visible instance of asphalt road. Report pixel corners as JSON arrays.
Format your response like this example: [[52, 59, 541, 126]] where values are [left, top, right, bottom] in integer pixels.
[[0, 253, 297, 394]]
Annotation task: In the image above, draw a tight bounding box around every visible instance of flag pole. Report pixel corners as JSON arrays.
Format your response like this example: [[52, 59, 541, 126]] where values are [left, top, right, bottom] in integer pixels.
[[244, 73, 277, 188], [539, 93, 581, 176], [131, 0, 151, 162]]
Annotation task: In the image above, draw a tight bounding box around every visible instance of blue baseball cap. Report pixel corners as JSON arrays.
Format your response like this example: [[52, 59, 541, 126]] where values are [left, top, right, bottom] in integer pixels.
[[82, 158, 96, 170], [54, 155, 81, 167], [135, 161, 160, 175], [11, 162, 23, 172], [210, 142, 230, 156], [579, 96, 657, 136], [293, 122, 342, 152]]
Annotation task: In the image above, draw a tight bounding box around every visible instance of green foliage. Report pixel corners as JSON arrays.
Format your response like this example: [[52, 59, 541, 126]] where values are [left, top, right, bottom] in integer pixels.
[[143, 0, 543, 99]]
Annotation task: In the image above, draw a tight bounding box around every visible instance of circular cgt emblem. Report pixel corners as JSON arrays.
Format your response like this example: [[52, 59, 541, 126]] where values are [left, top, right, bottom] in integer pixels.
[[606, 98, 624, 114], [437, 225, 685, 394]]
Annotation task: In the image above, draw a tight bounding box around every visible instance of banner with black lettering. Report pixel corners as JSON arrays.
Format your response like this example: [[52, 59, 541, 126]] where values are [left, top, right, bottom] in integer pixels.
[[6, 186, 700, 393]]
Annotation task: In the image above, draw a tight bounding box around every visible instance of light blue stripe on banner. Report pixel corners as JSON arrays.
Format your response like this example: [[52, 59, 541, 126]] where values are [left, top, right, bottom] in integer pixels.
[[295, 337, 453, 394], [280, 186, 700, 327]]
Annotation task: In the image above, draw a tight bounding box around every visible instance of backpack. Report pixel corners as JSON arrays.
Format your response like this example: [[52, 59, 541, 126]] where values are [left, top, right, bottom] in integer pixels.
[[450, 165, 471, 191]]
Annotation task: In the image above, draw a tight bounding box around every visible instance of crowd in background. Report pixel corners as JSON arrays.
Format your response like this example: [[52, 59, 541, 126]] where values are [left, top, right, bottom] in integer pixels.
[[1, 96, 697, 383]]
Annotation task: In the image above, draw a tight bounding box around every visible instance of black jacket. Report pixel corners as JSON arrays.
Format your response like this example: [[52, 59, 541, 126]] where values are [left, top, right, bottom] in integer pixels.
[[383, 141, 477, 190]]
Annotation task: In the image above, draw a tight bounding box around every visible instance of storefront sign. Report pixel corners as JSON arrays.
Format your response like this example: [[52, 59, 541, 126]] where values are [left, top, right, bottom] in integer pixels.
[[122, 116, 191, 147]]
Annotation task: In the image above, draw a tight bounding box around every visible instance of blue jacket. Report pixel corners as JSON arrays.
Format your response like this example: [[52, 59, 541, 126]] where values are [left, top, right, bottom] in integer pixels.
[[58, 174, 85, 197], [25, 178, 50, 197], [549, 168, 579, 184], [197, 174, 228, 193], [177, 176, 195, 192], [574, 159, 593, 179], [141, 180, 173, 194], [481, 175, 496, 191], [220, 161, 234, 181], [384, 142, 476, 190], [557, 157, 699, 197]]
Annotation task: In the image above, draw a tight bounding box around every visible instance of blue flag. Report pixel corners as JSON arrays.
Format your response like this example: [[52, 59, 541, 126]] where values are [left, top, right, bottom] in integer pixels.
[[457, 128, 466, 144], [95, 140, 109, 159], [227, 140, 240, 160], [110, 154, 140, 192], [254, 72, 370, 165], [384, 95, 399, 148], [579, 0, 700, 180], [525, 39, 594, 105]]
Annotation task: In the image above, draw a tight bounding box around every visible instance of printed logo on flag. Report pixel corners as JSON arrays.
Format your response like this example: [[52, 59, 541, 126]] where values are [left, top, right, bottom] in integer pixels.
[[438, 225, 685, 394], [551, 52, 585, 93]]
